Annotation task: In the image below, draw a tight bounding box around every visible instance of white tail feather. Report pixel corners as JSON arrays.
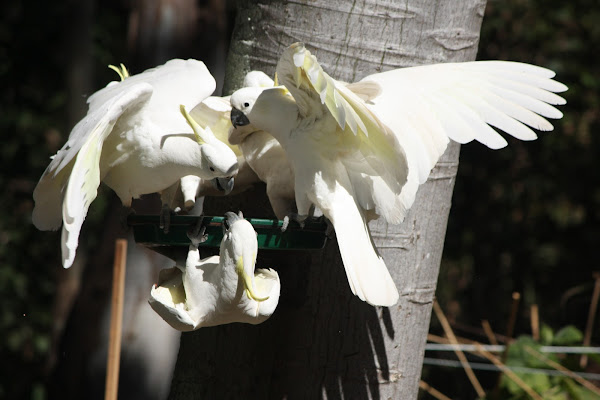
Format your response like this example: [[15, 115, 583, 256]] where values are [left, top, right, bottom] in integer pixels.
[[328, 185, 399, 306]]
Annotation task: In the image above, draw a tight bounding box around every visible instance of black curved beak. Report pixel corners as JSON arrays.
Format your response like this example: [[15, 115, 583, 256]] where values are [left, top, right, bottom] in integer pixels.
[[212, 176, 235, 195], [230, 108, 250, 128]]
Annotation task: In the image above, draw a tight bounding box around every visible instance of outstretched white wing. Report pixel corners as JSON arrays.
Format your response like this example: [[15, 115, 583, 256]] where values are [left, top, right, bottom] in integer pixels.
[[60, 83, 153, 268], [32, 83, 153, 233], [33, 59, 216, 232], [361, 61, 567, 217]]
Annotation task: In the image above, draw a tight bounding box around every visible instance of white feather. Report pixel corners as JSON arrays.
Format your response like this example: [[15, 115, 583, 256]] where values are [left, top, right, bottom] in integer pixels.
[[149, 216, 281, 330], [229, 43, 567, 306], [33, 59, 239, 268]]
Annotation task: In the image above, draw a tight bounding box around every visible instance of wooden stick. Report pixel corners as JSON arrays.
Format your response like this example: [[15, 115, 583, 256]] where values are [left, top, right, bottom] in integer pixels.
[[475, 344, 543, 400], [427, 334, 542, 400], [530, 304, 539, 341], [524, 345, 600, 396], [432, 300, 486, 398], [419, 380, 452, 400], [449, 320, 510, 344], [581, 272, 600, 369], [481, 320, 499, 345], [505, 292, 521, 343], [105, 239, 128, 400], [495, 292, 521, 392]]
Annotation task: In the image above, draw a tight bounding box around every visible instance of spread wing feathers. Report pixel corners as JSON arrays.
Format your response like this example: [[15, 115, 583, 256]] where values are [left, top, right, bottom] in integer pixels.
[[328, 183, 399, 306], [278, 43, 409, 223], [32, 83, 153, 231], [361, 60, 567, 221], [88, 58, 214, 118], [362, 60, 567, 176], [58, 59, 214, 175], [344, 81, 382, 102], [282, 42, 377, 137], [33, 59, 214, 232], [61, 83, 154, 268], [190, 96, 242, 155]]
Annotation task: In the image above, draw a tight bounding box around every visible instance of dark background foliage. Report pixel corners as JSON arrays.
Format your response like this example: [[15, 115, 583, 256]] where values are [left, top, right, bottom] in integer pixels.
[[0, 0, 597, 399], [429, 1, 600, 398]]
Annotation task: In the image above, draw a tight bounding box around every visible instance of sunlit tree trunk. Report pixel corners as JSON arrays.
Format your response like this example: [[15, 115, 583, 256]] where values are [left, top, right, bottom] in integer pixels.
[[170, 0, 486, 398]]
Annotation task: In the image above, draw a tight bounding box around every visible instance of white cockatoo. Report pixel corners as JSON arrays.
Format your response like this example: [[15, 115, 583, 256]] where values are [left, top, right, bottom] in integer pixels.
[[229, 71, 297, 222], [149, 211, 281, 330], [167, 70, 298, 221], [229, 42, 567, 306], [160, 94, 261, 215], [32, 59, 239, 268]]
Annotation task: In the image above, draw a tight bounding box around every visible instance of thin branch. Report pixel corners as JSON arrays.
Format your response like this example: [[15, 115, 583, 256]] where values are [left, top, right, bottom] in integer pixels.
[[581, 272, 600, 368], [495, 292, 521, 392], [105, 239, 128, 400], [474, 344, 543, 400], [428, 334, 542, 400], [419, 380, 452, 400], [482, 319, 499, 345], [530, 304, 539, 341], [432, 300, 486, 398], [505, 292, 521, 342]]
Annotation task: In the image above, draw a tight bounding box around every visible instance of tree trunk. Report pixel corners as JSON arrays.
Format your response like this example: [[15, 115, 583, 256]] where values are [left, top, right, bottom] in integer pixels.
[[169, 0, 486, 398]]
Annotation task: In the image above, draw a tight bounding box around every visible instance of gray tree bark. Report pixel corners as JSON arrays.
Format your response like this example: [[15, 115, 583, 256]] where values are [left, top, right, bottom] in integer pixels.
[[169, 0, 487, 398]]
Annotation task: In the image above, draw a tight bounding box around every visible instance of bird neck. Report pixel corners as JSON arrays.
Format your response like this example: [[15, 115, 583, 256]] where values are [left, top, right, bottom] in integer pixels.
[[250, 88, 298, 146]]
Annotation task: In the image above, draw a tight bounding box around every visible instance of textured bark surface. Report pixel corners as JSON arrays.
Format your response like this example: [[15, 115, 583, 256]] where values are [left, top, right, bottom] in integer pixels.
[[169, 0, 486, 398]]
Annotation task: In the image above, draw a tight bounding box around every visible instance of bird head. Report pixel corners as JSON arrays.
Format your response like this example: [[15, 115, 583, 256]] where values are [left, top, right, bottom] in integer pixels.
[[229, 86, 296, 141], [180, 104, 238, 194], [228, 70, 279, 145], [199, 138, 238, 194], [229, 87, 263, 128]]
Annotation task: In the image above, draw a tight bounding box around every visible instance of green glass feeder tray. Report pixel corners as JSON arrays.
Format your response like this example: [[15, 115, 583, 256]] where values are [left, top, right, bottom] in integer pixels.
[[128, 215, 329, 259]]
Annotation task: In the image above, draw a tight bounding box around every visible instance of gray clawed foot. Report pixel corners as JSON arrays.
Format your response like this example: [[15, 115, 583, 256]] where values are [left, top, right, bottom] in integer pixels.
[[281, 212, 308, 232], [187, 221, 208, 247], [159, 204, 172, 234], [281, 215, 290, 232], [324, 217, 334, 239], [120, 207, 135, 231]]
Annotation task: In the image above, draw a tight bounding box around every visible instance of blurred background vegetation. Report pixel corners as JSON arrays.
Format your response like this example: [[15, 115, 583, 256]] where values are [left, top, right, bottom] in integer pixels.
[[428, 1, 600, 398], [0, 0, 597, 399]]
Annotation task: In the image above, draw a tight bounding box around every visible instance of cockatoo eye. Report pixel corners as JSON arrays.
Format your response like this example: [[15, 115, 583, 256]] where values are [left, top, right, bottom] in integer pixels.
[[209, 166, 215, 172], [243, 102, 250, 108]]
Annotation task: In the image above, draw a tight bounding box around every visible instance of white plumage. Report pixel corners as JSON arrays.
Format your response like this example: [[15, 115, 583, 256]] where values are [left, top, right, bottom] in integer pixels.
[[149, 211, 281, 330], [32, 59, 239, 268], [172, 71, 297, 220], [229, 71, 297, 220], [229, 42, 566, 306]]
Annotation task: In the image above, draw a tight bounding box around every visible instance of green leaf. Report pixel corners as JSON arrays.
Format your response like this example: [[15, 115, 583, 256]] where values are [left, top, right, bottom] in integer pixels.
[[563, 378, 599, 400], [552, 325, 583, 346], [540, 385, 569, 400], [540, 324, 554, 346]]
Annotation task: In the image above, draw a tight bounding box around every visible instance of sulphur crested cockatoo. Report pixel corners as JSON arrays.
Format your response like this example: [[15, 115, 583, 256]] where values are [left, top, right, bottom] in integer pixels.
[[160, 94, 261, 216], [229, 42, 567, 306], [32, 59, 239, 268], [229, 71, 297, 222], [179, 70, 297, 219], [168, 70, 297, 221], [149, 211, 281, 330]]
